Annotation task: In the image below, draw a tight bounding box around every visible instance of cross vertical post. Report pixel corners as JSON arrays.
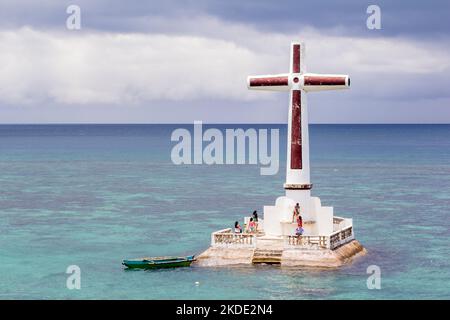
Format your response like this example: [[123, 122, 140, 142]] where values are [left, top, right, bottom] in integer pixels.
[[247, 42, 350, 196]]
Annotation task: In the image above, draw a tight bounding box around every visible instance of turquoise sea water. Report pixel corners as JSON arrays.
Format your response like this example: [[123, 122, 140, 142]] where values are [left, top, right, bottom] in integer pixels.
[[0, 124, 449, 299]]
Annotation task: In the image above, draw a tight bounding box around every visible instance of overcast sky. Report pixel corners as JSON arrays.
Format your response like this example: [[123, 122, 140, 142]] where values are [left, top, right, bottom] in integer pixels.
[[0, 0, 449, 123]]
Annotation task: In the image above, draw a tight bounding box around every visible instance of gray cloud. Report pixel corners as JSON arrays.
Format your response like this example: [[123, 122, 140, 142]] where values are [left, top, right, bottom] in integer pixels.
[[0, 1, 449, 123], [0, 0, 449, 37]]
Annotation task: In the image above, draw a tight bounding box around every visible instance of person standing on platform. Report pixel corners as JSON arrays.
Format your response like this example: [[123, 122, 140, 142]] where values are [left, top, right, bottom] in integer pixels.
[[292, 203, 300, 223], [252, 210, 259, 231]]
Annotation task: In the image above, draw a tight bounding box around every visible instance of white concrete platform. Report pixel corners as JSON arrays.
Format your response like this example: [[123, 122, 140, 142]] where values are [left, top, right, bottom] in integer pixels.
[[195, 239, 366, 268]]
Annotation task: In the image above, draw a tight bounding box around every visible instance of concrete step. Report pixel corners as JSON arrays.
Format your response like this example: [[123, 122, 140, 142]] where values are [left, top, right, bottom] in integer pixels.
[[252, 249, 283, 264]]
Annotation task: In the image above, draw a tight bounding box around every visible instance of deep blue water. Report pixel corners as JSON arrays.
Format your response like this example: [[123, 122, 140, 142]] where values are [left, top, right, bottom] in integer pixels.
[[0, 124, 449, 299]]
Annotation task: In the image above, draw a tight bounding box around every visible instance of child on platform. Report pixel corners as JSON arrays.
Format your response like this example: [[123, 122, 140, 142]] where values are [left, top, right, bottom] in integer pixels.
[[234, 221, 242, 233], [247, 218, 257, 233]]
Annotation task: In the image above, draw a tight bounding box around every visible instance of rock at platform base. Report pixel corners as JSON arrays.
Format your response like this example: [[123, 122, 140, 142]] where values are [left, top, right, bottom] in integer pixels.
[[282, 240, 366, 268], [194, 240, 366, 268]]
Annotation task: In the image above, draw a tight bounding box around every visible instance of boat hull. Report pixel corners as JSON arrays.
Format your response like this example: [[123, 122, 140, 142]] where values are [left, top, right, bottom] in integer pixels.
[[122, 255, 195, 269]]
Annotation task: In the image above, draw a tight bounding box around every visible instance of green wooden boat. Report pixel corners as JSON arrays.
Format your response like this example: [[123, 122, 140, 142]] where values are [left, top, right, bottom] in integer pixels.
[[122, 255, 196, 269]]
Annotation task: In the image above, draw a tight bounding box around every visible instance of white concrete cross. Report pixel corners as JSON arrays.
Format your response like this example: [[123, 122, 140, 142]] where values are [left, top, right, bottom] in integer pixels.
[[247, 42, 350, 191]]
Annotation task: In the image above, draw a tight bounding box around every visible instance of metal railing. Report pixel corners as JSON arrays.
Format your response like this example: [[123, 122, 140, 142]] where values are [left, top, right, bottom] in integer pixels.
[[333, 216, 350, 232], [210, 222, 354, 250], [211, 228, 257, 248], [285, 235, 329, 249], [333, 216, 345, 225], [329, 225, 354, 250], [285, 225, 354, 250]]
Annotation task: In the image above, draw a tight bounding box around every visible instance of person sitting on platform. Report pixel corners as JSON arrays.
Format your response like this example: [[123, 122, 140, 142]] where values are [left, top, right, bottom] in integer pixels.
[[292, 203, 300, 223], [252, 210, 259, 231], [247, 218, 256, 233], [234, 221, 242, 234]]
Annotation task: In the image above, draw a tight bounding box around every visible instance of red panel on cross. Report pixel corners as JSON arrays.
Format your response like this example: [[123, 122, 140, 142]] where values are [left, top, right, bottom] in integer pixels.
[[292, 44, 301, 73], [304, 76, 346, 86], [249, 76, 289, 87], [290, 90, 302, 169]]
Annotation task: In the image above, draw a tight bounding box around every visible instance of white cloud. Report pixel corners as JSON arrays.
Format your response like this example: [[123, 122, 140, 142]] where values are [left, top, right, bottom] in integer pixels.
[[0, 21, 449, 107]]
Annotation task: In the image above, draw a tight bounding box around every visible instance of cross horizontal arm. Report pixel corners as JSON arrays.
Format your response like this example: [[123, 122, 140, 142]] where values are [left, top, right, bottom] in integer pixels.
[[247, 74, 290, 92], [302, 73, 350, 92]]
